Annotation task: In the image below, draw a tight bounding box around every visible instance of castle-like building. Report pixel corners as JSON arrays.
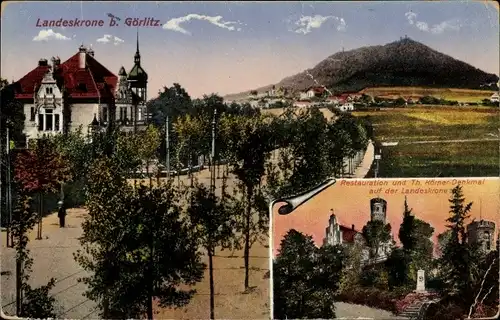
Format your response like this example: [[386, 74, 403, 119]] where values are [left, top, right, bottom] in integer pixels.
[[12, 32, 148, 145], [323, 197, 394, 264], [467, 219, 496, 253]]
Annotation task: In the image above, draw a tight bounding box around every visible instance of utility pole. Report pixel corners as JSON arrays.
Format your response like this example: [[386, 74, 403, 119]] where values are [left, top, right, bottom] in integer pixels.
[[6, 127, 12, 247], [0, 118, 3, 246], [374, 149, 381, 178], [166, 114, 170, 181]]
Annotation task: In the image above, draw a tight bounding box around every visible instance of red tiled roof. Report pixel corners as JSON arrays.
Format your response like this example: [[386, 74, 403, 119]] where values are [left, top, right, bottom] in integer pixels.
[[307, 86, 326, 94], [14, 51, 117, 101], [13, 65, 51, 99], [339, 225, 360, 243]]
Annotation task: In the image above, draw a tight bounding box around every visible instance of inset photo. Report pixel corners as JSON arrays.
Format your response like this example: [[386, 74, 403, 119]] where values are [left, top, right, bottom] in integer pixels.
[[272, 178, 500, 319]]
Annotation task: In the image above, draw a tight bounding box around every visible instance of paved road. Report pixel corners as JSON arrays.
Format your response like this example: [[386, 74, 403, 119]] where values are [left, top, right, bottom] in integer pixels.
[[1, 209, 97, 319]]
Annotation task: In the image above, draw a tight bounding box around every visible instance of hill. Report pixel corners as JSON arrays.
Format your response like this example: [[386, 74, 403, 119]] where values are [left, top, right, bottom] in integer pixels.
[[225, 38, 499, 99]]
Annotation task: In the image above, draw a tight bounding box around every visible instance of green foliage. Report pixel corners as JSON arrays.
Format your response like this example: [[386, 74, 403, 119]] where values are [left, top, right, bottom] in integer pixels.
[[338, 238, 365, 292], [14, 136, 72, 194], [11, 195, 57, 318], [273, 229, 344, 319], [21, 278, 57, 319], [362, 220, 392, 259], [439, 184, 475, 302], [75, 157, 205, 318], [148, 83, 193, 127], [0, 81, 26, 145], [399, 197, 416, 253], [187, 181, 235, 253], [385, 247, 410, 289]]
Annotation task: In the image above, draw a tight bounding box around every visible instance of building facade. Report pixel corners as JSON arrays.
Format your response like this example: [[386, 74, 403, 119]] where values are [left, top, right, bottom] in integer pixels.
[[12, 34, 148, 145], [323, 197, 394, 264]]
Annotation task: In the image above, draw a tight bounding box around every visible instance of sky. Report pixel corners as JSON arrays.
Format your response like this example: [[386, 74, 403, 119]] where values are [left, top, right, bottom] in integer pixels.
[[1, 1, 499, 99], [272, 178, 500, 257]]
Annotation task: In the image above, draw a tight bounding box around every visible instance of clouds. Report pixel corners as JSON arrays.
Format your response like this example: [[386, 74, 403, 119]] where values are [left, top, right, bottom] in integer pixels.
[[96, 34, 125, 45], [292, 15, 347, 35], [33, 29, 71, 41], [405, 11, 461, 34], [163, 14, 243, 35]]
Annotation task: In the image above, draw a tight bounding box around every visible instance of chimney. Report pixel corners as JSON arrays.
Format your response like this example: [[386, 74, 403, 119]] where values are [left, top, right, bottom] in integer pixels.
[[38, 58, 48, 66], [88, 44, 95, 57], [78, 45, 87, 69]]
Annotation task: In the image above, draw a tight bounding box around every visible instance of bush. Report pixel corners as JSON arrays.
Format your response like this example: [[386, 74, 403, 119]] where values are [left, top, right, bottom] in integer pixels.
[[425, 301, 466, 320]]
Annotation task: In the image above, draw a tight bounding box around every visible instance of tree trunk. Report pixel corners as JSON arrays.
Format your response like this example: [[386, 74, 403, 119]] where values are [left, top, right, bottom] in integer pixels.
[[147, 293, 153, 320], [208, 247, 215, 320], [16, 250, 22, 315], [102, 297, 109, 319], [37, 192, 43, 240], [189, 155, 193, 187], [244, 186, 252, 290]]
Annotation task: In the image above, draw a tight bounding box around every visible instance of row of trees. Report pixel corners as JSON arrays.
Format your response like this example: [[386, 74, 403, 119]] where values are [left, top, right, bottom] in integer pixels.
[[273, 185, 499, 319], [2, 81, 372, 319]]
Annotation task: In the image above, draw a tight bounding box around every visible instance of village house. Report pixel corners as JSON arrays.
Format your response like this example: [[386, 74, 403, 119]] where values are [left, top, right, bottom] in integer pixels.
[[299, 86, 327, 100], [12, 33, 148, 145], [335, 102, 355, 112]]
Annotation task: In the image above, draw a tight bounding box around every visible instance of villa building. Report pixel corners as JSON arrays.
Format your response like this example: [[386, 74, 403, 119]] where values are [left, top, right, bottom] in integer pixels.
[[12, 33, 148, 145]]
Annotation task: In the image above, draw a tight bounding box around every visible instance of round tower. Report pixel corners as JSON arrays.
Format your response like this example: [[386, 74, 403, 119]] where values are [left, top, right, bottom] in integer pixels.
[[467, 220, 496, 252], [370, 197, 387, 223]]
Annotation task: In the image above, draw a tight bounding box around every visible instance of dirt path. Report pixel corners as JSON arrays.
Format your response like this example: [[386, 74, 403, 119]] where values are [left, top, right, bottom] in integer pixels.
[[334, 302, 405, 319], [401, 138, 498, 144]]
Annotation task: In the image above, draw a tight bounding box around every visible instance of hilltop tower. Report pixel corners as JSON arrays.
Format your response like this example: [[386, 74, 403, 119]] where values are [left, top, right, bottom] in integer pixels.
[[370, 197, 387, 223], [467, 219, 496, 253]]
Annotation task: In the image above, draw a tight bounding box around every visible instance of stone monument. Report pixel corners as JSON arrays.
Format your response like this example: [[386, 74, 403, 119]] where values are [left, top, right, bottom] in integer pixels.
[[416, 269, 426, 293]]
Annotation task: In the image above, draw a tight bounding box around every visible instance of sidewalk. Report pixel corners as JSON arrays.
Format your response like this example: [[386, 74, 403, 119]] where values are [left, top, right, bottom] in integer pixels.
[[0, 208, 96, 319], [353, 140, 375, 178]]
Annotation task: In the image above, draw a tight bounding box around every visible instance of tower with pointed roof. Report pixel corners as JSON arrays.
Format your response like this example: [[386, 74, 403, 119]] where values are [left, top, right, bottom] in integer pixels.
[[127, 30, 148, 130]]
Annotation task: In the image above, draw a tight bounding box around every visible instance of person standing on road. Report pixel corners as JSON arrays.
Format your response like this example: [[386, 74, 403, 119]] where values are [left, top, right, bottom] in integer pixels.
[[58, 201, 67, 228]]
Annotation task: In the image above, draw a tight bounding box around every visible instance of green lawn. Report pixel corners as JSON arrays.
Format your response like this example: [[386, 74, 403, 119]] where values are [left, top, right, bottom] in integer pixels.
[[370, 140, 499, 178], [354, 107, 500, 177]]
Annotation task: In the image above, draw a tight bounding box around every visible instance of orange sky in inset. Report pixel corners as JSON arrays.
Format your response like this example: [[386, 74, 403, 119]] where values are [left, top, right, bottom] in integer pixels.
[[272, 178, 500, 257]]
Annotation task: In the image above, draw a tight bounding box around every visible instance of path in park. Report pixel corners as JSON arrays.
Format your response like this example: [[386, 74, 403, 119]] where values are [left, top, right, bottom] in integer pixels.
[[352, 140, 374, 179], [1, 209, 96, 319], [401, 138, 498, 144], [334, 302, 404, 319]]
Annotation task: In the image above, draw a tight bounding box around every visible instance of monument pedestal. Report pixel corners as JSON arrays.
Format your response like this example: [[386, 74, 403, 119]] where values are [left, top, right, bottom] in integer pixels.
[[415, 269, 427, 294]]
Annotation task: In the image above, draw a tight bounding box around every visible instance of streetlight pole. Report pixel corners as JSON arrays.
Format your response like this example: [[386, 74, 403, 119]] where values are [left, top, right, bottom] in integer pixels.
[[6, 127, 12, 248], [211, 108, 217, 194], [165, 114, 170, 181], [374, 148, 381, 178]]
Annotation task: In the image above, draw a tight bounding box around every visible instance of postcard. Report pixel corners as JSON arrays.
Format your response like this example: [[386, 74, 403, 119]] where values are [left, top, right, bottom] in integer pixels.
[[0, 1, 499, 320], [272, 177, 500, 319]]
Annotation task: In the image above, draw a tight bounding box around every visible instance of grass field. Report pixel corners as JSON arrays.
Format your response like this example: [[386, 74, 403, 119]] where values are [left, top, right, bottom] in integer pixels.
[[359, 87, 497, 103], [354, 106, 500, 177]]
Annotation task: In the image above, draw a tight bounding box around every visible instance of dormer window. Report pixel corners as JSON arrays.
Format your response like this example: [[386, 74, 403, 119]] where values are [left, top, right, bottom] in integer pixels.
[[46, 87, 53, 94]]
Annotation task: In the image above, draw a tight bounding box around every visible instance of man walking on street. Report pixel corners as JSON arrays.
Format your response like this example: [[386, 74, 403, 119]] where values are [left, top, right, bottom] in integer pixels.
[[58, 201, 67, 228]]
